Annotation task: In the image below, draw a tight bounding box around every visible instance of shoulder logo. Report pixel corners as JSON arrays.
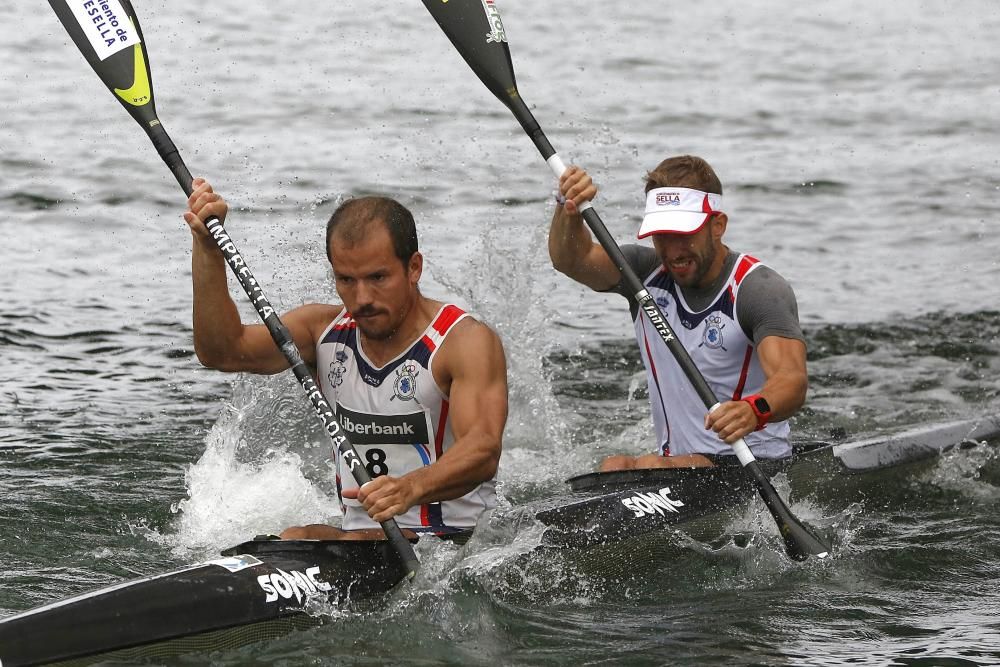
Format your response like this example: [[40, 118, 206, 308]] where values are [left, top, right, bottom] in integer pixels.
[[113, 41, 151, 107], [391, 361, 419, 401], [700, 314, 726, 350]]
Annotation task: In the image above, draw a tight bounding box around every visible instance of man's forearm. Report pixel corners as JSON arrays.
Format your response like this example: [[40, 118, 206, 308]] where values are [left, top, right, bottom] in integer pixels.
[[753, 337, 808, 424], [191, 240, 244, 368], [548, 207, 594, 276], [402, 434, 500, 506], [759, 371, 808, 423]]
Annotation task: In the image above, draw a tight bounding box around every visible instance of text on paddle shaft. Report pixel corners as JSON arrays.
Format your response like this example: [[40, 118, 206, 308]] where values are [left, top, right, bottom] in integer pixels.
[[621, 487, 686, 518], [257, 566, 332, 604], [298, 375, 346, 443], [638, 297, 676, 344], [82, 0, 128, 47], [205, 219, 275, 320]]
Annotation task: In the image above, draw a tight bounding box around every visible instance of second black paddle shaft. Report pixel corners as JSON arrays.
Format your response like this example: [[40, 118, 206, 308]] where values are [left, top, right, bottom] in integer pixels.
[[424, 0, 830, 560], [47, 0, 419, 576]]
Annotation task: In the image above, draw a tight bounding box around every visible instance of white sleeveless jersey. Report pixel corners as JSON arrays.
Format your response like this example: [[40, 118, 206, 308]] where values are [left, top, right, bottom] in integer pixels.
[[634, 254, 792, 459], [316, 304, 497, 532]]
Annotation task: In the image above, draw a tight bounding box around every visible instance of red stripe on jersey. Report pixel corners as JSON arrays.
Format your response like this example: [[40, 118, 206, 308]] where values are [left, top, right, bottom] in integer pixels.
[[434, 399, 449, 458], [432, 305, 466, 336], [420, 334, 437, 353], [333, 316, 357, 331], [733, 256, 759, 286], [731, 345, 754, 400]]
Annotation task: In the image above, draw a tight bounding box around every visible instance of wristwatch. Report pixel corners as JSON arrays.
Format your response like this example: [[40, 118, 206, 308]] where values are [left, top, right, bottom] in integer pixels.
[[741, 394, 772, 431]]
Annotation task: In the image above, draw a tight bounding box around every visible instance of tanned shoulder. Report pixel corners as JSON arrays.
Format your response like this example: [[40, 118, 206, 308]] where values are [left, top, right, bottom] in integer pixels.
[[432, 316, 506, 395]]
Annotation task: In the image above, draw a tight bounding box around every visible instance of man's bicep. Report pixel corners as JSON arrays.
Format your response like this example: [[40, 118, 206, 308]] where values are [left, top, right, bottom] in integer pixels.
[[757, 335, 807, 377], [447, 326, 508, 442]]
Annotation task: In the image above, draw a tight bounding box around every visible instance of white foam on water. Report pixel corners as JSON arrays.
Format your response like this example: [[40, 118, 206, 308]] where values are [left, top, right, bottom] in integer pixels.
[[923, 441, 1000, 503], [148, 390, 342, 558]]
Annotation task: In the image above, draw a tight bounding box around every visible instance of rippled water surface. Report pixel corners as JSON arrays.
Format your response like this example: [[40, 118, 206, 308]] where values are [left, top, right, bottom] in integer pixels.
[[2, 1, 1000, 665]]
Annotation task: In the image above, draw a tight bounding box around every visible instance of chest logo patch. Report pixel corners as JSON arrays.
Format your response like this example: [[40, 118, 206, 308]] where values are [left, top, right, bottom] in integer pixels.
[[328, 350, 348, 388], [392, 361, 420, 401], [700, 315, 727, 351]]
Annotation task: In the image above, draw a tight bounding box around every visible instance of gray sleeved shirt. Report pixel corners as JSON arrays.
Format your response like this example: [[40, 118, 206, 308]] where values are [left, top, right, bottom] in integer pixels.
[[609, 245, 805, 345]]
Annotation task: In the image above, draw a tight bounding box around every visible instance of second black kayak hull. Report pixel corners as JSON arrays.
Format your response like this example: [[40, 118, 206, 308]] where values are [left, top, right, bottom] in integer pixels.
[[536, 416, 1000, 549]]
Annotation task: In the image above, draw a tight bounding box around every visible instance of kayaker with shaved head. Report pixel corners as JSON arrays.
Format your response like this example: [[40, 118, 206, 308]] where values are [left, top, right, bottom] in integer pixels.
[[184, 179, 507, 539], [549, 155, 808, 471]]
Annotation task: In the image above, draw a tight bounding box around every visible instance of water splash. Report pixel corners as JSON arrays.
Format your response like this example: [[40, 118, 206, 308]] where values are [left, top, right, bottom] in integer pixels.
[[428, 208, 584, 492], [922, 439, 1000, 503], [150, 377, 342, 558]]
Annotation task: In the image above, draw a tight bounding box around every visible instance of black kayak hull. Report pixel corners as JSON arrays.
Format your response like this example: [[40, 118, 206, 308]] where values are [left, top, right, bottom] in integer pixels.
[[535, 459, 789, 549], [0, 539, 409, 667], [536, 416, 1000, 549]]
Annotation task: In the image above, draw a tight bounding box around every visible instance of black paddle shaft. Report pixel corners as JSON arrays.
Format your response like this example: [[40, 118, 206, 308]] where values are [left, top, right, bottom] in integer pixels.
[[424, 0, 830, 560], [47, 0, 419, 576]]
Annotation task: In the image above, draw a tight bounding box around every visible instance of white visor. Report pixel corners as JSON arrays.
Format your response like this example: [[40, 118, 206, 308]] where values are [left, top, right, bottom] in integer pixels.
[[638, 187, 723, 238]]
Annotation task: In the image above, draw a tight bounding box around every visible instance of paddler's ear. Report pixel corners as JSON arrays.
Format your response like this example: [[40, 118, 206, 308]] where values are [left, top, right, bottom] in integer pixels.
[[407, 251, 423, 285], [711, 213, 728, 242]]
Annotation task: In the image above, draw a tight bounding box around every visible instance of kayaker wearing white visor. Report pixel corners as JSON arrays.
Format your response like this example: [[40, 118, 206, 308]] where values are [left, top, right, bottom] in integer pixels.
[[548, 155, 808, 471]]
